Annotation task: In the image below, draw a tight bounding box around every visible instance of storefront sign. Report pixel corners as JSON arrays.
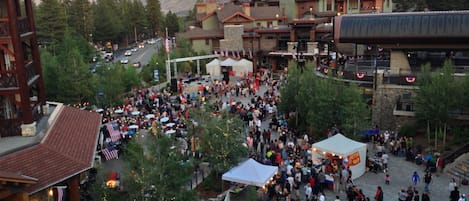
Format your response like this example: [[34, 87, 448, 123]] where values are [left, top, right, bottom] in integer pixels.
[[347, 152, 360, 166]]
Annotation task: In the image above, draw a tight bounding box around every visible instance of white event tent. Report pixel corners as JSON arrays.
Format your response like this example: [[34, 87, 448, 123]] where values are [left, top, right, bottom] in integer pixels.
[[232, 59, 253, 77], [222, 158, 278, 187], [205, 58, 221, 76], [220, 58, 237, 66], [311, 134, 367, 180]]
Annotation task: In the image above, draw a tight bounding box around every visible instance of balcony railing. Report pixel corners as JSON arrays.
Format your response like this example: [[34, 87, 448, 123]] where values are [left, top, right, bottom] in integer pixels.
[[0, 19, 9, 37]]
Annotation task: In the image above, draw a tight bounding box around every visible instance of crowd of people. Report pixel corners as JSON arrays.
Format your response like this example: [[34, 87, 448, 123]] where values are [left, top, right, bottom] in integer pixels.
[[92, 68, 468, 201]]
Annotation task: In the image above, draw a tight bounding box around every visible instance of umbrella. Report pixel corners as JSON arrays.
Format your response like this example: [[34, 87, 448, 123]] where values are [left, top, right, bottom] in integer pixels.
[[95, 108, 104, 113], [424, 154, 433, 161], [145, 114, 155, 119], [165, 130, 176, 135], [166, 123, 176, 127], [160, 117, 169, 123], [114, 109, 124, 114], [131, 111, 140, 116], [128, 125, 139, 129]]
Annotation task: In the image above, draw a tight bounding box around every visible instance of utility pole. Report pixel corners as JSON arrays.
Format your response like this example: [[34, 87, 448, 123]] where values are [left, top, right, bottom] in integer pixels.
[[134, 26, 138, 45]]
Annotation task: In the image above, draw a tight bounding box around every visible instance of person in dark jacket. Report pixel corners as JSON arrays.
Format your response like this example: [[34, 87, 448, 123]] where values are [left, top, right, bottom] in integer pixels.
[[450, 187, 460, 201]]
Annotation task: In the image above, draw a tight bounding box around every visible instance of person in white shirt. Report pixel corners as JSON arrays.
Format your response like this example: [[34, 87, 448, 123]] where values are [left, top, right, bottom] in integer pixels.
[[334, 195, 341, 201], [319, 192, 326, 201], [305, 183, 312, 200], [449, 178, 458, 191]]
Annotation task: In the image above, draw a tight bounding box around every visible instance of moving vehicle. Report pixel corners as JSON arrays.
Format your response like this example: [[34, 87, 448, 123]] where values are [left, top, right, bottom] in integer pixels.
[[120, 57, 129, 64], [132, 61, 141, 68], [124, 50, 132, 56]]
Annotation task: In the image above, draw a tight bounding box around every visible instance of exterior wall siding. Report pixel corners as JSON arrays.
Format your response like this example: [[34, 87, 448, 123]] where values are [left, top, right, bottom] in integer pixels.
[[202, 15, 219, 30]]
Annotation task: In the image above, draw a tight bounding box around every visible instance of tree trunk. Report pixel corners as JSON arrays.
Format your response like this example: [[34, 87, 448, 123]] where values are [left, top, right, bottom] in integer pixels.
[[442, 123, 447, 151], [427, 120, 430, 145], [434, 126, 438, 150]]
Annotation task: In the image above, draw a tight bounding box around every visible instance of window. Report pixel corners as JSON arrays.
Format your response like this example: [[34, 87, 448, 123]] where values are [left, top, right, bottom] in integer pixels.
[[205, 39, 209, 45], [350, 0, 358, 9]]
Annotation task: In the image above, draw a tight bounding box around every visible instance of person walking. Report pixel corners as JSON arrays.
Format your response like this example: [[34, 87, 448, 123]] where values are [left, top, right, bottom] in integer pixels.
[[413, 190, 420, 201], [411, 171, 420, 188], [423, 172, 432, 192], [374, 186, 384, 201], [451, 187, 460, 201], [305, 183, 312, 201], [421, 191, 430, 201], [449, 178, 458, 192]]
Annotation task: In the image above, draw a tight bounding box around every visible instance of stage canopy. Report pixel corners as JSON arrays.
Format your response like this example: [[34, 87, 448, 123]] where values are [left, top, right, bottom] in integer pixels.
[[311, 134, 367, 180], [206, 58, 221, 76], [220, 58, 237, 66], [232, 59, 253, 77], [222, 158, 278, 187]]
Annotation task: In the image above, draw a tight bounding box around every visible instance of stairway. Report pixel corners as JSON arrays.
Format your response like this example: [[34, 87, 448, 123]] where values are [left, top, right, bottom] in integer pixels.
[[445, 153, 469, 184]]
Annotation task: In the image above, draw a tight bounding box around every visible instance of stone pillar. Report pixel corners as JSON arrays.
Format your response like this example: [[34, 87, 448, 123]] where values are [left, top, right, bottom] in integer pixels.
[[307, 42, 319, 54], [68, 175, 80, 201], [287, 42, 298, 53], [390, 50, 411, 75], [21, 122, 36, 137]]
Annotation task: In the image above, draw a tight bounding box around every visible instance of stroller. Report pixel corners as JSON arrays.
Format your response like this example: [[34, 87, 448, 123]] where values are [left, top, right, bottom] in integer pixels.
[[368, 156, 383, 173]]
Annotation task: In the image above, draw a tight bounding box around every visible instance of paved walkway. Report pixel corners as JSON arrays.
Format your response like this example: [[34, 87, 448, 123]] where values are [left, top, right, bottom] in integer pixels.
[[98, 79, 469, 201]]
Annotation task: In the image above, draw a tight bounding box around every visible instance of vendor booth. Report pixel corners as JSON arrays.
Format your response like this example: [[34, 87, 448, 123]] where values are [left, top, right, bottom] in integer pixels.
[[311, 134, 367, 180], [222, 158, 278, 187], [206, 58, 221, 77]]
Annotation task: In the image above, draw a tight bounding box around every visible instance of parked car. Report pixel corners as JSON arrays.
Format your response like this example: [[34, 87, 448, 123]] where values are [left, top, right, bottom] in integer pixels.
[[124, 50, 132, 56], [120, 57, 129, 64]]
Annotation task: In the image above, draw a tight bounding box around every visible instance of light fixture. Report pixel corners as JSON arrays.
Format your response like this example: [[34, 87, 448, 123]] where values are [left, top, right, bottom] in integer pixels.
[[48, 189, 54, 197]]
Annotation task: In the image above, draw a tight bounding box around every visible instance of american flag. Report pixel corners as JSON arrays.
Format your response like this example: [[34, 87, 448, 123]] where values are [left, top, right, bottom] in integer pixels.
[[165, 38, 170, 53], [106, 122, 121, 142], [102, 147, 119, 160], [55, 186, 67, 201]]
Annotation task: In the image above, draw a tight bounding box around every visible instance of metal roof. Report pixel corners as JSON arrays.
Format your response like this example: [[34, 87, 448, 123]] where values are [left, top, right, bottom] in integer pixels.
[[336, 11, 469, 44]]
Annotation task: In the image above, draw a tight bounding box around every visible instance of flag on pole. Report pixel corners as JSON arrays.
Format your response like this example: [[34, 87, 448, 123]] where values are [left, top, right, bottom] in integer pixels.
[[55, 186, 67, 201], [102, 147, 119, 160], [106, 122, 121, 142], [165, 38, 170, 53], [220, 50, 225, 57]]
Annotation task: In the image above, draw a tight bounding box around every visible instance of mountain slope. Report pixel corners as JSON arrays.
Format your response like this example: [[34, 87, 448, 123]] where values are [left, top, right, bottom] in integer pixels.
[[160, 0, 197, 16]]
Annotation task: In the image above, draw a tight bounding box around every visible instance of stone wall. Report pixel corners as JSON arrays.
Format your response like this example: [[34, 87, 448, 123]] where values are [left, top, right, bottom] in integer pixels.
[[220, 25, 244, 51], [372, 71, 418, 131]]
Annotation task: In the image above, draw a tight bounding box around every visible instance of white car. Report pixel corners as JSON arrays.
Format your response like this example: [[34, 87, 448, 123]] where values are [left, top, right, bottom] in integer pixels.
[[124, 50, 132, 56], [131, 48, 138, 52], [120, 57, 129, 64]]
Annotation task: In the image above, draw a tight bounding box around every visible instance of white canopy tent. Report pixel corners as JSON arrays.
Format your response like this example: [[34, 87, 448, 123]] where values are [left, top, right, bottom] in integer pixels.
[[232, 59, 253, 77], [205, 58, 221, 76], [311, 134, 367, 180], [222, 158, 278, 187], [220, 58, 237, 66]]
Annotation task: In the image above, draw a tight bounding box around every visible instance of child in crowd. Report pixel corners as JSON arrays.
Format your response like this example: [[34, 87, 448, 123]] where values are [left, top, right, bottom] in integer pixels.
[[385, 174, 390, 185]]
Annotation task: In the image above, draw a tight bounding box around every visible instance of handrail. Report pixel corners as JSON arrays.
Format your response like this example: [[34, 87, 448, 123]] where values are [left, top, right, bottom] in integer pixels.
[[442, 142, 469, 166]]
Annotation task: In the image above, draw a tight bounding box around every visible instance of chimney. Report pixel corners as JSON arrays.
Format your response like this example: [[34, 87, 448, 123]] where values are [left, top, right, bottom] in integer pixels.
[[242, 2, 250, 16]]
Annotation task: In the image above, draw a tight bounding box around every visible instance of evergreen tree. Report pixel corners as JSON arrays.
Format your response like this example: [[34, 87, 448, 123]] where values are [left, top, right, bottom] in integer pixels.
[[35, 0, 67, 50], [67, 0, 94, 41], [146, 0, 163, 37]]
